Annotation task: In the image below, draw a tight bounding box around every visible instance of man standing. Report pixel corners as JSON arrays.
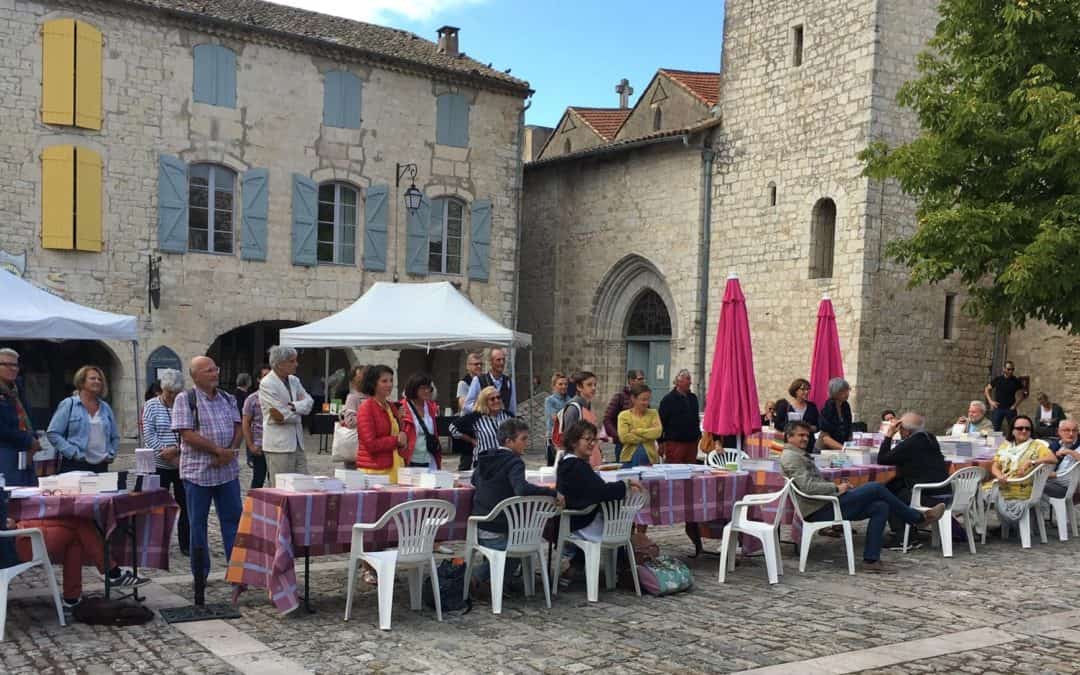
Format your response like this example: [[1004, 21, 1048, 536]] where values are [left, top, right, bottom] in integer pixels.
[[0, 348, 38, 487], [658, 369, 704, 555], [259, 346, 314, 487], [878, 412, 950, 549], [463, 348, 517, 415], [604, 370, 645, 463], [171, 356, 242, 605], [1046, 419, 1080, 499], [242, 364, 272, 489], [985, 361, 1025, 432]]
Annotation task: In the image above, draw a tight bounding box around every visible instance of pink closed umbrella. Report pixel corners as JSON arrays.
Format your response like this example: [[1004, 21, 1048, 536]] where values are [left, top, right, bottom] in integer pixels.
[[808, 295, 844, 410], [702, 274, 761, 451]]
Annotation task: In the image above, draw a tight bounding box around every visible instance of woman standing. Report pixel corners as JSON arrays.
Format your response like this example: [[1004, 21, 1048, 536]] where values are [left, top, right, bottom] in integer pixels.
[[339, 365, 367, 430], [47, 365, 118, 473], [981, 414, 1057, 527], [0, 348, 38, 486], [141, 369, 190, 556], [356, 365, 406, 482], [400, 373, 443, 469], [558, 371, 602, 466], [618, 384, 662, 467], [543, 372, 570, 466], [450, 385, 513, 469], [772, 378, 820, 451], [818, 378, 854, 450]]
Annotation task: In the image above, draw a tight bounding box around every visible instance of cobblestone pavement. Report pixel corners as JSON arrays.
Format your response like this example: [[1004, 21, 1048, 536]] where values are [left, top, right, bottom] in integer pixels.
[[5, 443, 1080, 674]]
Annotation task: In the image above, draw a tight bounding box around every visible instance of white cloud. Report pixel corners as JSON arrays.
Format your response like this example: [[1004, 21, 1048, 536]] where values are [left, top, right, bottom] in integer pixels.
[[273, 0, 488, 25]]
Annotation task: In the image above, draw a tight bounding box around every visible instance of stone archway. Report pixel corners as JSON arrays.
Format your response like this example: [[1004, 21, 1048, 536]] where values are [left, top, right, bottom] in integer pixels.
[[5, 339, 122, 429]]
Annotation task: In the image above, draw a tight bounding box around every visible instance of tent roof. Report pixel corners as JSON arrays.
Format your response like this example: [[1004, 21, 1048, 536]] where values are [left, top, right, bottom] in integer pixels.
[[0, 270, 138, 341], [279, 282, 531, 350]]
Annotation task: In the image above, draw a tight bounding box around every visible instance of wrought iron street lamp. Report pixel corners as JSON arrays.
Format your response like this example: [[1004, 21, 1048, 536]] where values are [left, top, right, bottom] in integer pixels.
[[396, 163, 422, 214]]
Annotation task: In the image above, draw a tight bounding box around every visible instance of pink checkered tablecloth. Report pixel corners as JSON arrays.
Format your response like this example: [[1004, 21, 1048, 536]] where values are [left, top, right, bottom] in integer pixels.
[[7, 488, 179, 570], [639, 471, 748, 527]]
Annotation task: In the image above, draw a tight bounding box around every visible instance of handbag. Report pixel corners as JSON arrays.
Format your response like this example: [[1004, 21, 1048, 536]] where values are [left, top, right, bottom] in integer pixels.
[[637, 555, 693, 596], [331, 422, 357, 463]]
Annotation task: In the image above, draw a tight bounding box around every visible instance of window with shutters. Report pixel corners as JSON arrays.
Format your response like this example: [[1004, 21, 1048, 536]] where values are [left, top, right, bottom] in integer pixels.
[[192, 44, 237, 108], [436, 93, 469, 148], [188, 164, 235, 254], [41, 19, 102, 130], [41, 145, 103, 251], [317, 182, 358, 265], [428, 197, 464, 274], [809, 198, 836, 279], [323, 71, 362, 129]]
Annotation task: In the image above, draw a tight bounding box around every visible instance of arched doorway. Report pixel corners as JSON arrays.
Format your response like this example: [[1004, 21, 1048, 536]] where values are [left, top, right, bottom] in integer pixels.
[[4, 340, 121, 427], [625, 289, 672, 394]]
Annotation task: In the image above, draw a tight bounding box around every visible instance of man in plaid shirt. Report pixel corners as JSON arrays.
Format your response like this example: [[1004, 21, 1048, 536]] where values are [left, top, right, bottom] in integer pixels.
[[171, 355, 241, 604]]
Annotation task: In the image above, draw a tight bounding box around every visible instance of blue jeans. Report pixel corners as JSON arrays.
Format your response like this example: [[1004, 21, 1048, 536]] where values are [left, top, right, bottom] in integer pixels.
[[807, 482, 923, 562], [473, 533, 519, 582], [184, 479, 242, 581], [621, 444, 652, 468], [612, 441, 623, 464], [990, 407, 1016, 432]]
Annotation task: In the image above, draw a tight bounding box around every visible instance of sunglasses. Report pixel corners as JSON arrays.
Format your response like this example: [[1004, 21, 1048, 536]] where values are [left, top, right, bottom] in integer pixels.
[[1012, 426, 1031, 431]]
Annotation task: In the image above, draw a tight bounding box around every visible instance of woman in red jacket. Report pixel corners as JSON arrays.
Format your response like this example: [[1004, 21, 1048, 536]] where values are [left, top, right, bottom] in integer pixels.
[[356, 365, 406, 482], [399, 372, 443, 469]]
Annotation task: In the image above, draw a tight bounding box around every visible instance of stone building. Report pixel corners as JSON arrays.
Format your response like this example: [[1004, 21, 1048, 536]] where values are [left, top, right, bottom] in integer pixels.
[[520, 0, 999, 431], [0, 0, 530, 434]]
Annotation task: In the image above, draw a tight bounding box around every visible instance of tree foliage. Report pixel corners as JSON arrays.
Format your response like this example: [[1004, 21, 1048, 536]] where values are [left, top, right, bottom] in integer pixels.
[[861, 0, 1080, 331]]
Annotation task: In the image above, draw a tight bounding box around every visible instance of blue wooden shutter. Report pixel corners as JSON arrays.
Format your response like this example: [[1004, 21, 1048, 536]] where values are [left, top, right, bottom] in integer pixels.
[[215, 46, 236, 108], [362, 184, 388, 271], [405, 193, 431, 276], [323, 71, 343, 127], [342, 72, 362, 129], [291, 174, 317, 266], [157, 154, 188, 253], [240, 168, 268, 261], [468, 199, 491, 281], [437, 94, 469, 148], [193, 45, 215, 104]]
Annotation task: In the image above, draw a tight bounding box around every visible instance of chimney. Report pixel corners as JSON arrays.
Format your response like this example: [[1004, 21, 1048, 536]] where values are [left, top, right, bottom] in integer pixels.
[[615, 78, 634, 109], [437, 26, 460, 57]]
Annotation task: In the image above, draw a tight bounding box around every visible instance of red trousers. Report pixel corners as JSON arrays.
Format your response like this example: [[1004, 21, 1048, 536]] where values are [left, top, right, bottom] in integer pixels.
[[16, 519, 108, 599], [662, 440, 700, 464]]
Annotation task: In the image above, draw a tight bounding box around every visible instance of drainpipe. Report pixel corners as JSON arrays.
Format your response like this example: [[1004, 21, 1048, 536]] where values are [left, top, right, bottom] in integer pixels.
[[511, 98, 531, 390], [695, 145, 715, 411]]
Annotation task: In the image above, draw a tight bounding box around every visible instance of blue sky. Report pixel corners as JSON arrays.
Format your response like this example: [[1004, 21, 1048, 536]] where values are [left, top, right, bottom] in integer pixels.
[[274, 0, 727, 128]]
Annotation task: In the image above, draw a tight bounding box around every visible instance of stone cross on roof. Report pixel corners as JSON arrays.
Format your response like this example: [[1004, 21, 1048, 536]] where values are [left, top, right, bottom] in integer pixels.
[[615, 78, 633, 109]]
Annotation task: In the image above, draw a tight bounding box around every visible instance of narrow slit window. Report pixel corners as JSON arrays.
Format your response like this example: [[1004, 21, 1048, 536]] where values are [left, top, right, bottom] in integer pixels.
[[944, 293, 956, 340], [792, 25, 804, 67]]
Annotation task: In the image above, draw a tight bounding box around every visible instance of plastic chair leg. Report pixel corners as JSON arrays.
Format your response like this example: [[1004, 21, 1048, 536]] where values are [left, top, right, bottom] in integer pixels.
[[1, 574, 9, 642], [841, 522, 855, 575], [1072, 504, 1079, 539], [582, 543, 601, 602], [522, 554, 535, 597], [1037, 508, 1048, 544], [373, 558, 397, 630], [762, 535, 779, 584], [408, 567, 422, 611], [489, 551, 507, 615], [717, 526, 732, 584], [537, 550, 552, 609], [1050, 501, 1068, 541], [774, 529, 784, 576], [551, 533, 567, 597], [1018, 514, 1031, 549], [902, 524, 911, 553], [938, 516, 953, 558], [461, 544, 474, 602], [604, 549, 616, 591], [798, 529, 813, 573], [429, 558, 443, 623], [344, 555, 359, 621], [39, 559, 65, 629], [964, 516, 977, 555], [624, 542, 640, 597]]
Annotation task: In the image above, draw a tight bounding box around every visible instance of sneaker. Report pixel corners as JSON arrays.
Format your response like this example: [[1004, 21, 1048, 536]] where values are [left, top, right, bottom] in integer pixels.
[[62, 597, 81, 609], [112, 570, 151, 587]]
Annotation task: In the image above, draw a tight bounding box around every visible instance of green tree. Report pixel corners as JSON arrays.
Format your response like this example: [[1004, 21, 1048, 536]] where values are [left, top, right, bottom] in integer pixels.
[[861, 0, 1080, 331]]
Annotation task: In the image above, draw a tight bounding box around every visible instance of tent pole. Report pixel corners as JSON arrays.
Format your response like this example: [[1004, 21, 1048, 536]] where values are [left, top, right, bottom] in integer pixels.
[[528, 348, 535, 449], [132, 341, 143, 445], [323, 349, 330, 402]]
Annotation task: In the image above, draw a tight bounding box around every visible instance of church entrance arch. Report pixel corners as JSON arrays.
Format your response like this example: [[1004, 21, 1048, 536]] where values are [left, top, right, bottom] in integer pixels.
[[625, 290, 672, 394]]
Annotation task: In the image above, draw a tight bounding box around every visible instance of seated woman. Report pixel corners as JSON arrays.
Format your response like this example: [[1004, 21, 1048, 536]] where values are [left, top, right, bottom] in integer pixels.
[[1033, 392, 1066, 439], [469, 418, 559, 588], [772, 378, 820, 453], [6, 516, 147, 608], [617, 384, 662, 468], [450, 385, 512, 469], [980, 415, 1057, 528], [818, 377, 854, 450]]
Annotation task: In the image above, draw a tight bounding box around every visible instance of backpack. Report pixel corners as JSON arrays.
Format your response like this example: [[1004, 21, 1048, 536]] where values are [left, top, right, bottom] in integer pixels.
[[186, 387, 234, 431], [637, 555, 693, 596], [72, 597, 155, 626], [551, 401, 582, 449], [423, 559, 472, 613]]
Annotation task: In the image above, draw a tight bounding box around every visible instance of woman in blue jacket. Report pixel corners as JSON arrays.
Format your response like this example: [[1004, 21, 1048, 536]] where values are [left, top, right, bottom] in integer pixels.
[[47, 365, 119, 473], [0, 348, 39, 486]]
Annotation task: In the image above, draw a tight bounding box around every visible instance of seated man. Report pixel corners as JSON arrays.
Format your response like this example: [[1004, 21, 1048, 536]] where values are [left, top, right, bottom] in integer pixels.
[[878, 412, 950, 549], [949, 400, 994, 435], [1046, 418, 1080, 499], [780, 421, 945, 573]]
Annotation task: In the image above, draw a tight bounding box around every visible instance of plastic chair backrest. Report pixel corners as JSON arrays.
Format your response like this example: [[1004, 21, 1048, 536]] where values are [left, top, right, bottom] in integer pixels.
[[1060, 462, 1080, 500], [1023, 464, 1053, 505], [384, 499, 455, 562], [788, 482, 837, 521], [705, 450, 724, 469], [490, 496, 560, 552], [948, 467, 985, 513], [598, 491, 648, 543], [766, 479, 791, 527]]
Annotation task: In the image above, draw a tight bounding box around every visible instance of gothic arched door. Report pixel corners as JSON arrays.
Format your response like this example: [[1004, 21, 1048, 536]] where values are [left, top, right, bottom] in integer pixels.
[[625, 290, 672, 394]]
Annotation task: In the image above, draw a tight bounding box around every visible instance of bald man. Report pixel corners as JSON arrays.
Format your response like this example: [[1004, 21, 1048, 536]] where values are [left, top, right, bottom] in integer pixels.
[[171, 356, 242, 604], [878, 412, 950, 548]]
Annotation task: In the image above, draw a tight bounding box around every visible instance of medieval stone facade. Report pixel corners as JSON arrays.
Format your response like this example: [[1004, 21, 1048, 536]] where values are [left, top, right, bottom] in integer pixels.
[[0, 0, 528, 434]]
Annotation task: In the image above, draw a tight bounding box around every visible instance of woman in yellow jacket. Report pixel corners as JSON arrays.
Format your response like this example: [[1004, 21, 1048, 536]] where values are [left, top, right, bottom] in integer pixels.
[[618, 383, 663, 467]]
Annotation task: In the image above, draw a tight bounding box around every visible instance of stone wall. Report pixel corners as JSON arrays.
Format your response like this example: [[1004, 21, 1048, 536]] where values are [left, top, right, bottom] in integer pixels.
[[1007, 323, 1080, 420], [615, 74, 710, 140], [539, 110, 607, 159], [0, 0, 525, 435]]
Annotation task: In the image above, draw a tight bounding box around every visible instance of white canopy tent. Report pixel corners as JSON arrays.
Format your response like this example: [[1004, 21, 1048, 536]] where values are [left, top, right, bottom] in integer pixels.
[[0, 270, 141, 441]]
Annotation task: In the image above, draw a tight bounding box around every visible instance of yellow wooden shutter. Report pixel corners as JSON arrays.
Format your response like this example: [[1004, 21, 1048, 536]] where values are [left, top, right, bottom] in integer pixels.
[[75, 148, 103, 251], [42, 19, 75, 126], [41, 146, 75, 250], [74, 21, 102, 130]]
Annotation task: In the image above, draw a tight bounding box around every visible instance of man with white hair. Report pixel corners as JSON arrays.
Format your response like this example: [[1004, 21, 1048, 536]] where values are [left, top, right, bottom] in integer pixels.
[[463, 347, 517, 415], [0, 347, 38, 486], [259, 345, 313, 486], [950, 400, 994, 435], [879, 412, 950, 548]]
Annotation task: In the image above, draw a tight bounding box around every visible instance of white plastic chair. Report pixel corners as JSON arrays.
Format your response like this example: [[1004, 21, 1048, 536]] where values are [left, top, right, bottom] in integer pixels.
[[788, 483, 856, 575], [552, 490, 648, 602], [902, 466, 985, 557], [343, 499, 455, 630], [1046, 462, 1080, 541], [706, 449, 749, 470], [462, 496, 560, 614], [1, 528, 66, 641], [982, 464, 1052, 549], [718, 479, 790, 585]]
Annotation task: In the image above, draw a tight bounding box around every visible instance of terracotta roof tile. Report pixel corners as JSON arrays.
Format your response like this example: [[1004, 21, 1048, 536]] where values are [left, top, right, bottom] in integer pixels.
[[110, 0, 530, 93], [569, 107, 632, 141], [527, 116, 722, 167], [658, 69, 720, 106]]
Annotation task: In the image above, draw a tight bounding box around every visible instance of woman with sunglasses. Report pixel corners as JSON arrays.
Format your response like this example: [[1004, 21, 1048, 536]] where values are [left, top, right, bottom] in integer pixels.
[[450, 385, 513, 469], [980, 414, 1057, 529]]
